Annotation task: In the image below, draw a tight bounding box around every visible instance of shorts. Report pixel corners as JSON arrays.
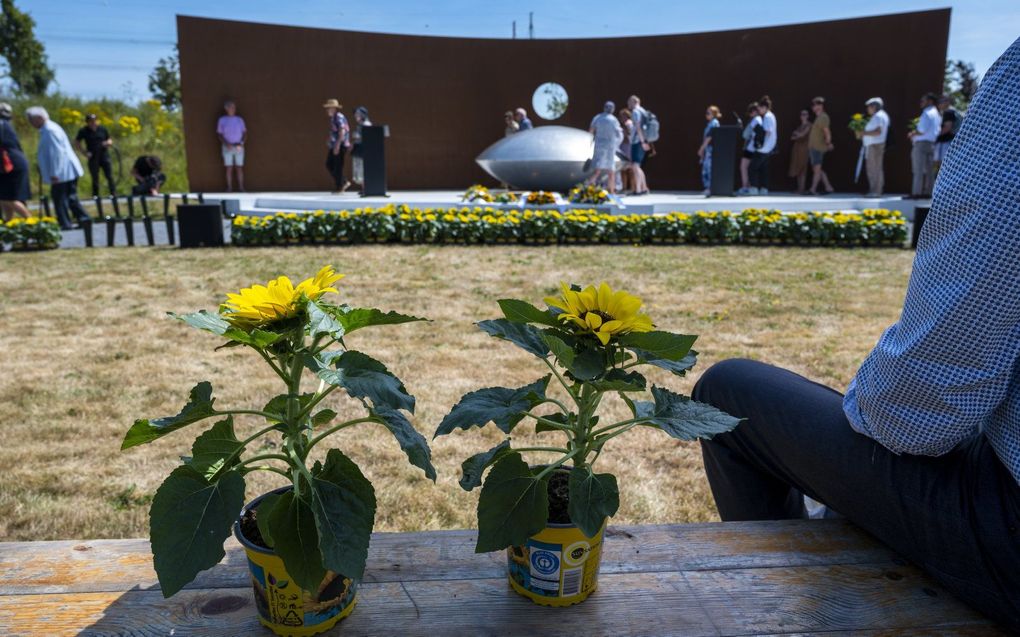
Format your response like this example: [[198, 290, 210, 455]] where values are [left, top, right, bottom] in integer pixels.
[[222, 144, 245, 166], [742, 150, 755, 160], [631, 142, 646, 165], [809, 149, 826, 166]]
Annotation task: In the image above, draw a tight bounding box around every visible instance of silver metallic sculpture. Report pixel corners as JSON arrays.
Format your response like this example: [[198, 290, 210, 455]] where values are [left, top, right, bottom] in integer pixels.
[[476, 126, 596, 191]]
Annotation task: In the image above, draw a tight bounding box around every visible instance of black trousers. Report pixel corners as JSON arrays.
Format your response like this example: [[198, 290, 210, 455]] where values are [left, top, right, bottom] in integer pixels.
[[695, 358, 1020, 631], [325, 147, 347, 191], [88, 154, 116, 197], [50, 178, 90, 229], [749, 152, 770, 189]]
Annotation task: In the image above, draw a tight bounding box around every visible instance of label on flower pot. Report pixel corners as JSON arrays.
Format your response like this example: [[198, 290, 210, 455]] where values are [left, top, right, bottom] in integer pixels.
[[507, 523, 604, 606], [245, 554, 358, 635]]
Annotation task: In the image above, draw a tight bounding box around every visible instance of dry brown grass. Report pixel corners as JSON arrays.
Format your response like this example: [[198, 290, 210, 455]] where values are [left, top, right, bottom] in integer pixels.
[[0, 245, 914, 541]]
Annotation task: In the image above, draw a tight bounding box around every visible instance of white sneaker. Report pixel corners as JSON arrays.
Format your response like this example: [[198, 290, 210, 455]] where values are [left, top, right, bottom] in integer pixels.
[[748, 187, 760, 196], [702, 189, 711, 196], [758, 188, 768, 195], [735, 187, 750, 195]]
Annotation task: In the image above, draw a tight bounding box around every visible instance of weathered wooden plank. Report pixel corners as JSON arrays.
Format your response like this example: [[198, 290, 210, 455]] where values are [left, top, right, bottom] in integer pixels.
[[0, 520, 898, 595], [0, 565, 1002, 637]]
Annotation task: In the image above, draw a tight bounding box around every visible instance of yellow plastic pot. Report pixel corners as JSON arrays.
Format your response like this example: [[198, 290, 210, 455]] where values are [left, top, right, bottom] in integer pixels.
[[507, 520, 606, 606], [235, 489, 358, 636]]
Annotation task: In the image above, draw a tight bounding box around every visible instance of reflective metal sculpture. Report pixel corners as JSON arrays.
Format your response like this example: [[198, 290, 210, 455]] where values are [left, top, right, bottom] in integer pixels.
[[476, 126, 595, 191]]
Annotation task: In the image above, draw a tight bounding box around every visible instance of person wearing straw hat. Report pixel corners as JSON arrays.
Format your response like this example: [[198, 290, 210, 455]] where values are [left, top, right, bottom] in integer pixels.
[[860, 97, 889, 196], [323, 99, 351, 193]]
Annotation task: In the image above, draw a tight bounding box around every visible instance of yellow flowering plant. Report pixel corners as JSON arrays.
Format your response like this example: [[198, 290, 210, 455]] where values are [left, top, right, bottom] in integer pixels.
[[434, 283, 740, 551], [123, 265, 434, 599], [847, 113, 869, 136]]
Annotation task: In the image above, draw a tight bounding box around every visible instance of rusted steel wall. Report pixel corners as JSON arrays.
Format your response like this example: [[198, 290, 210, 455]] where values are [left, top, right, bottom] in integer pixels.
[[178, 10, 950, 193]]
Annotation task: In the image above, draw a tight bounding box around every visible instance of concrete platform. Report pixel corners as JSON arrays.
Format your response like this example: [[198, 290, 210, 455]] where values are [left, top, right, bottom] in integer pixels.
[[204, 190, 928, 221]]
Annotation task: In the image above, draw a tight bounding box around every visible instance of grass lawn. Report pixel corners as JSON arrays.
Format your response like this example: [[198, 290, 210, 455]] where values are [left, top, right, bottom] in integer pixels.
[[0, 245, 914, 541]]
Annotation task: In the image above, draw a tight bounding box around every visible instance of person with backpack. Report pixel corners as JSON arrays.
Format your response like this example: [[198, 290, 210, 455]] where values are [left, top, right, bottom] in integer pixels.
[[737, 102, 762, 195], [934, 95, 961, 176], [626, 95, 653, 194]]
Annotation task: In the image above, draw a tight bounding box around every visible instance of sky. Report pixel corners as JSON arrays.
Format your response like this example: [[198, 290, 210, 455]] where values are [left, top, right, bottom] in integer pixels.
[[17, 0, 1020, 100]]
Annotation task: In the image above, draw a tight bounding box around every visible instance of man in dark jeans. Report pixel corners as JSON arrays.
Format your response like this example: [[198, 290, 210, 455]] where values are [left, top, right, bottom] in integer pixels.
[[75, 113, 116, 197], [696, 37, 1020, 632]]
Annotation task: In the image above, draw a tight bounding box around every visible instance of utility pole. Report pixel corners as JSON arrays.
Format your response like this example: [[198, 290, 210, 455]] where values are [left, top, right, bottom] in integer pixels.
[[512, 20, 516, 39], [529, 12, 534, 39]]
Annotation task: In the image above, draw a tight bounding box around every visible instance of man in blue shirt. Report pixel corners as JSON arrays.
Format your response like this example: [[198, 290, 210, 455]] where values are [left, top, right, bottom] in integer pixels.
[[514, 107, 533, 131], [28, 106, 89, 230], [694, 38, 1020, 631]]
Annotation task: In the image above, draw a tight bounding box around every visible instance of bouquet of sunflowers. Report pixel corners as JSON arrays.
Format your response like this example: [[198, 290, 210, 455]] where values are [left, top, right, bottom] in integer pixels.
[[526, 191, 557, 205], [847, 113, 869, 137], [462, 185, 495, 203]]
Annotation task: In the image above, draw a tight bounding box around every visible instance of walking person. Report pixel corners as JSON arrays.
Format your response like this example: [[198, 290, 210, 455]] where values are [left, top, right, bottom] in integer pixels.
[[697, 105, 721, 195], [788, 108, 811, 194], [933, 95, 960, 176], [350, 106, 372, 193], [693, 38, 1020, 631], [860, 97, 890, 196], [323, 99, 351, 193], [807, 97, 835, 195], [27, 106, 88, 230], [909, 93, 941, 198], [216, 99, 246, 192], [0, 102, 31, 221], [587, 101, 624, 194], [75, 113, 116, 197], [627, 95, 651, 194], [737, 102, 761, 195], [748, 95, 777, 195]]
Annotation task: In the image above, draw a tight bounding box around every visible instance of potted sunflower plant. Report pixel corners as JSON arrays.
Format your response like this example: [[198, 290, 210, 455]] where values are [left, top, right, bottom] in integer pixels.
[[434, 283, 740, 606], [123, 265, 435, 636]]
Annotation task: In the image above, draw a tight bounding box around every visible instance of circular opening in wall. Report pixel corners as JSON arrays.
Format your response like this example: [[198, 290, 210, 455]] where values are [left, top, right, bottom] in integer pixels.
[[532, 82, 568, 121]]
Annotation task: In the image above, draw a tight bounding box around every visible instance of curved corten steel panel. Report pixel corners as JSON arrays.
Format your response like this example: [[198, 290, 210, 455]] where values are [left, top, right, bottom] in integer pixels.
[[178, 11, 950, 193]]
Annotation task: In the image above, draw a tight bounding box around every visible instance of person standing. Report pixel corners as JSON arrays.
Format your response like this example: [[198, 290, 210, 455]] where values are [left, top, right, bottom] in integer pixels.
[[216, 100, 246, 192], [588, 101, 624, 194], [807, 97, 835, 195], [350, 106, 372, 193], [788, 109, 812, 194], [860, 97, 890, 196], [504, 110, 519, 137], [697, 105, 721, 196], [0, 102, 31, 221], [749, 95, 777, 195], [323, 99, 351, 193], [693, 37, 1020, 631], [933, 95, 960, 176], [909, 93, 941, 198], [27, 106, 88, 230], [737, 102, 762, 195], [75, 113, 116, 198], [514, 107, 533, 131], [626, 95, 651, 194], [617, 108, 635, 193]]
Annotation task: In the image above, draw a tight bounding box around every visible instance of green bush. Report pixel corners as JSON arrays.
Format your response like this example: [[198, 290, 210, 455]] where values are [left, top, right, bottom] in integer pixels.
[[0, 93, 187, 200], [231, 206, 908, 248]]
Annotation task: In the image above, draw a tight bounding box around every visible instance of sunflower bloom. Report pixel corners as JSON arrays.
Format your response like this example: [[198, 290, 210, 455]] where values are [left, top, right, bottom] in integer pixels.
[[545, 282, 653, 345], [221, 265, 344, 327]]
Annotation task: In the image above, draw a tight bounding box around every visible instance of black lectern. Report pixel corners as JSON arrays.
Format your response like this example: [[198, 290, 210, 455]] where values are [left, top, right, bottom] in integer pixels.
[[361, 125, 388, 197], [709, 125, 741, 196]]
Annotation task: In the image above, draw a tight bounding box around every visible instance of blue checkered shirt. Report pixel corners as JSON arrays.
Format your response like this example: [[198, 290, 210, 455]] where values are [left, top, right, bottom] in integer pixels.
[[844, 36, 1020, 486]]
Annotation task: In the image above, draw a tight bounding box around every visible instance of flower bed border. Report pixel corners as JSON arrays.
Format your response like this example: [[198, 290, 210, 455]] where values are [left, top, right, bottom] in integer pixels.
[[230, 206, 908, 248]]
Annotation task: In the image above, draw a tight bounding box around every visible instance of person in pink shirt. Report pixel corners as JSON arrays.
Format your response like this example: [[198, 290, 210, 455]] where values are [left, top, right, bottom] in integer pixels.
[[216, 100, 246, 191]]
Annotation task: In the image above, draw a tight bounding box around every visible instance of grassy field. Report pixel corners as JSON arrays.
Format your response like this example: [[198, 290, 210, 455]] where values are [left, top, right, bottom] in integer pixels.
[[0, 245, 914, 541]]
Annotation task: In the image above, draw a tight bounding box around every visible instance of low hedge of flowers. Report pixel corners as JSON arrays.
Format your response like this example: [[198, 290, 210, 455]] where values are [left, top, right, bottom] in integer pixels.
[[231, 207, 907, 247], [1, 216, 62, 251]]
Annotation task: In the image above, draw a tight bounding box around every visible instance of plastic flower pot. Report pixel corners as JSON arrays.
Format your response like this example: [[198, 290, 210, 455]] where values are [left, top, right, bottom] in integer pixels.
[[235, 488, 358, 636], [506, 468, 606, 607]]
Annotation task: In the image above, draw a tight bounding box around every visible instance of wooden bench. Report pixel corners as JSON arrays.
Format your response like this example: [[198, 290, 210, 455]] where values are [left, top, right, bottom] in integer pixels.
[[0, 519, 1003, 636]]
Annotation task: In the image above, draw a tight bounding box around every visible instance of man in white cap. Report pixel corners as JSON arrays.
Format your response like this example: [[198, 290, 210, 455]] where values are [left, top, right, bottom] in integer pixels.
[[588, 100, 624, 193], [860, 97, 890, 196]]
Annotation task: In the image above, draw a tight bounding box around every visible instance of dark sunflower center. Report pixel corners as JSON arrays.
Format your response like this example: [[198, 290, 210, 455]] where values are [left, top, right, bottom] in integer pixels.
[[584, 310, 615, 323]]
